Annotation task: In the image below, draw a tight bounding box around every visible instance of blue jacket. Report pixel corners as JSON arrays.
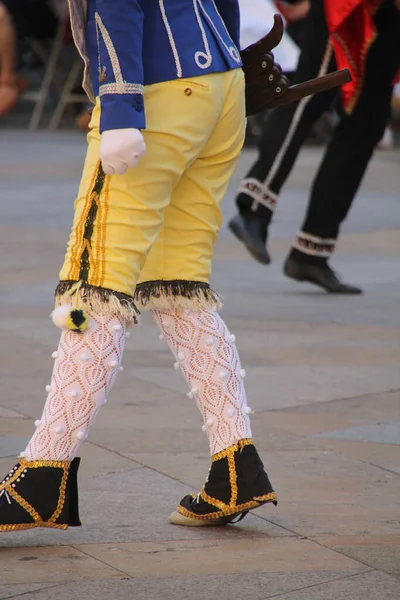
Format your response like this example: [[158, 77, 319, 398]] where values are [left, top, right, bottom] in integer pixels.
[[68, 0, 242, 133]]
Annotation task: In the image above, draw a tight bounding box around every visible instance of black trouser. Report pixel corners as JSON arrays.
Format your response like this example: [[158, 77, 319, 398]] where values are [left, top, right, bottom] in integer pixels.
[[236, 0, 400, 263]]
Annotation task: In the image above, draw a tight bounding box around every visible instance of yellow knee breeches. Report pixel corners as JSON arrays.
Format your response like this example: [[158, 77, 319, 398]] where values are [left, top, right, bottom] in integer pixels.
[[57, 69, 245, 322]]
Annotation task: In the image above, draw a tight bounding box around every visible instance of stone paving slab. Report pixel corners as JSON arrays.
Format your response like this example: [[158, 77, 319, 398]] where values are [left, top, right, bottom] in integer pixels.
[[313, 421, 400, 445], [310, 535, 400, 577], [319, 439, 400, 476], [0, 367, 194, 433], [1, 545, 123, 584], [127, 429, 327, 489], [74, 537, 366, 578], [261, 570, 400, 600], [0, 584, 59, 600], [1, 571, 373, 600], [0, 443, 141, 481], [258, 450, 400, 537], [263, 391, 400, 435], [0, 436, 29, 458], [123, 431, 329, 492], [216, 281, 400, 328], [0, 418, 35, 438], [0, 407, 24, 419], [131, 364, 400, 410]]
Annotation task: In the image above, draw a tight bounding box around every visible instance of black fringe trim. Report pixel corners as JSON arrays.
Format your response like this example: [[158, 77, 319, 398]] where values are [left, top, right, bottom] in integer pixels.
[[135, 280, 222, 311], [55, 280, 140, 324]]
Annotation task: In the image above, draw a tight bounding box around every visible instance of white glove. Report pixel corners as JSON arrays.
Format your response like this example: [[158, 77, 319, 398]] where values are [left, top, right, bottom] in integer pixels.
[[100, 128, 146, 176]]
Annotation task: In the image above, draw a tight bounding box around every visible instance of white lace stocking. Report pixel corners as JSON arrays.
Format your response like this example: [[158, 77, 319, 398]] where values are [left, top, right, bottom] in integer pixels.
[[153, 309, 252, 455], [23, 313, 126, 461]]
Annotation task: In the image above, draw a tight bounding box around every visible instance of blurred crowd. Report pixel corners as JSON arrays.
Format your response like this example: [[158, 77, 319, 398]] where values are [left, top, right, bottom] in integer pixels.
[[0, 0, 399, 145], [0, 0, 62, 113], [0, 0, 91, 130]]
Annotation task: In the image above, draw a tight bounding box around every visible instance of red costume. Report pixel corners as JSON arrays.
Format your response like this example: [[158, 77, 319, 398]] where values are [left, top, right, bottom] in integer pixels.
[[324, 0, 384, 112]]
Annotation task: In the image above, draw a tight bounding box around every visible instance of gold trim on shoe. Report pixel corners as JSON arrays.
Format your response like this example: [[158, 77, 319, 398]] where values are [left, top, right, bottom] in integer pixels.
[[0, 522, 68, 532], [18, 459, 70, 469], [174, 439, 277, 523], [211, 438, 253, 462], [176, 493, 278, 522], [169, 511, 229, 527], [0, 459, 70, 532]]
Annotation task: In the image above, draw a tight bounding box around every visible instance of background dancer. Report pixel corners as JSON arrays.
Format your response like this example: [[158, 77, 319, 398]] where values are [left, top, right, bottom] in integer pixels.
[[230, 0, 400, 294]]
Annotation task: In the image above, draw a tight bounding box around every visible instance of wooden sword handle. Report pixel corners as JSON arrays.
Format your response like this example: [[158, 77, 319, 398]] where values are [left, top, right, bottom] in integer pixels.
[[267, 68, 352, 109]]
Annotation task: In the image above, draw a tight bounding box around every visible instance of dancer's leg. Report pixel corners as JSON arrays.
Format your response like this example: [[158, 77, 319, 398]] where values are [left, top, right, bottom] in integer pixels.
[[154, 309, 252, 455], [154, 308, 276, 525], [136, 70, 276, 525], [24, 313, 126, 462]]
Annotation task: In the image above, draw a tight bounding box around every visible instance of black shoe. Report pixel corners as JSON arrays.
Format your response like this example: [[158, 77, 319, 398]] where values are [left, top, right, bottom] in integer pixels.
[[284, 258, 363, 294], [228, 214, 271, 265], [169, 439, 277, 526], [0, 457, 81, 532]]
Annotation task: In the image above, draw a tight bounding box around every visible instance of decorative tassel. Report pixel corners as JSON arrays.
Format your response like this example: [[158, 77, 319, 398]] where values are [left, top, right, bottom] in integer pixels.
[[55, 280, 139, 325], [52, 280, 90, 333], [51, 305, 89, 334]]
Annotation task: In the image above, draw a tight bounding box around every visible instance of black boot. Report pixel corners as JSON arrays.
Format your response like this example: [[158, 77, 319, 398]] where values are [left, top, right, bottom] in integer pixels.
[[284, 256, 363, 294], [170, 439, 277, 526], [228, 214, 271, 265], [0, 457, 81, 532]]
